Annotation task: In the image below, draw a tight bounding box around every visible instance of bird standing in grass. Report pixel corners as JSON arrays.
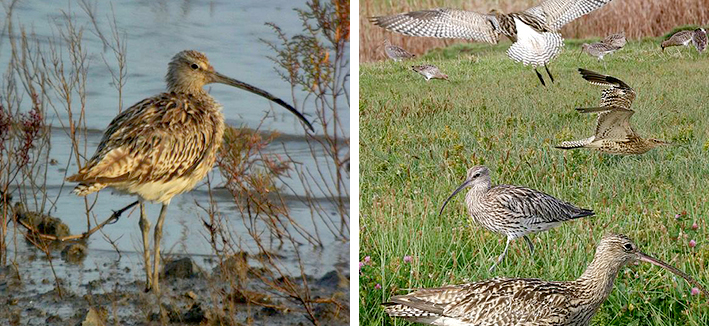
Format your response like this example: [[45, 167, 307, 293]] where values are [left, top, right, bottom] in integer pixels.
[[661, 29, 707, 52], [411, 65, 449, 81], [602, 31, 626, 49], [383, 233, 707, 326], [438, 165, 594, 272], [384, 39, 415, 61], [580, 42, 620, 61], [67, 50, 313, 293], [693, 28, 707, 52], [556, 68, 669, 154], [370, 0, 616, 86]]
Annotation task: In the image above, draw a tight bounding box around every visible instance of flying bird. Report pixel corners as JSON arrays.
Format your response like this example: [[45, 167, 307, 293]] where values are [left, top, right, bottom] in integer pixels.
[[370, 0, 616, 86]]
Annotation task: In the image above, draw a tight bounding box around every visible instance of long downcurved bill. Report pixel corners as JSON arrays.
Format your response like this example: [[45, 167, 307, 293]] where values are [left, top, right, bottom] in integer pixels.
[[212, 71, 314, 132], [438, 179, 471, 217], [637, 252, 709, 297]]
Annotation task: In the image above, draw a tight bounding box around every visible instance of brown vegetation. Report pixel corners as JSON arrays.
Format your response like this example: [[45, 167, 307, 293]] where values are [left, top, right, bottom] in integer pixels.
[[360, 0, 709, 62]]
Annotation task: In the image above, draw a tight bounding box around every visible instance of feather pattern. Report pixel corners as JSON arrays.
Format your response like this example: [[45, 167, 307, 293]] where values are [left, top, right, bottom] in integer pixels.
[[370, 0, 615, 72], [384, 234, 705, 326], [556, 69, 668, 154]]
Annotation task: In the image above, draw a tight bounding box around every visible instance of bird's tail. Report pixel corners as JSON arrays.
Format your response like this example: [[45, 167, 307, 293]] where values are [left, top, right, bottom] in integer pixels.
[[572, 208, 595, 219], [576, 107, 611, 114], [555, 136, 595, 150], [71, 183, 106, 196], [578, 68, 630, 89]]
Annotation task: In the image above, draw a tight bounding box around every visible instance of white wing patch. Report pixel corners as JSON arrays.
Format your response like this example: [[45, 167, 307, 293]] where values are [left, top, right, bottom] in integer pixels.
[[507, 18, 563, 67]]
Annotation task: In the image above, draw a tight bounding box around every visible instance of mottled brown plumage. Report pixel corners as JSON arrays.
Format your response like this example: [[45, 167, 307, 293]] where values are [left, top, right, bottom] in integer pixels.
[[411, 64, 449, 81], [439, 166, 593, 271], [383, 39, 415, 61], [370, 0, 616, 86], [556, 69, 669, 154], [602, 31, 626, 48], [384, 233, 708, 326], [67, 50, 313, 293], [661, 30, 694, 51]]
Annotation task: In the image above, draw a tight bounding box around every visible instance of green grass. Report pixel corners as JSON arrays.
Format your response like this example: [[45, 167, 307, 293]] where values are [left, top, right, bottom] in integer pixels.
[[359, 38, 709, 325]]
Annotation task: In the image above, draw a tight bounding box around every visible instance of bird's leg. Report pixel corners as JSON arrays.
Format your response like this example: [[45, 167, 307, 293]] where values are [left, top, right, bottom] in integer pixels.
[[523, 236, 535, 255], [534, 68, 546, 86], [544, 65, 554, 83], [151, 203, 169, 294], [489, 238, 512, 272], [138, 201, 152, 292]]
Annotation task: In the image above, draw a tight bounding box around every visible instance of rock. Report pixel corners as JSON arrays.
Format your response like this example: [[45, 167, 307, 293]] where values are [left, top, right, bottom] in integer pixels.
[[77, 307, 106, 326], [183, 302, 209, 323], [14, 203, 70, 238], [316, 270, 347, 290], [162, 257, 202, 279], [61, 243, 87, 264], [228, 289, 271, 304]]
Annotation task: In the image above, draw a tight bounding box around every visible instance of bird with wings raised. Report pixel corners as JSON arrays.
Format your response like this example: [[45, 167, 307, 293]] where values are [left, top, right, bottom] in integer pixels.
[[370, 0, 617, 86], [556, 68, 670, 154]]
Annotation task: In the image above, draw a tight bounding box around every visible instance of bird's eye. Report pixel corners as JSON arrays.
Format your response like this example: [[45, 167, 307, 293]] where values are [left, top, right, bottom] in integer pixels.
[[623, 243, 633, 251], [473, 173, 481, 178], [190, 64, 199, 70]]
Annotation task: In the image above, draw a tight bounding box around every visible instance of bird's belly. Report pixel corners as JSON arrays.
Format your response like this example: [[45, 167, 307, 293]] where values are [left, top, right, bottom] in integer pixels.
[[114, 175, 205, 204]]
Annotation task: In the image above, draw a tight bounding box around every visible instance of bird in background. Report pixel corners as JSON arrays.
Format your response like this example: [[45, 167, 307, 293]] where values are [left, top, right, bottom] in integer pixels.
[[370, 0, 616, 86], [438, 165, 594, 272], [383, 233, 708, 326], [67, 50, 313, 293], [411, 65, 449, 81], [383, 39, 416, 61], [556, 68, 670, 154], [661, 28, 707, 52], [602, 31, 626, 49], [693, 28, 707, 52], [579, 42, 620, 62]]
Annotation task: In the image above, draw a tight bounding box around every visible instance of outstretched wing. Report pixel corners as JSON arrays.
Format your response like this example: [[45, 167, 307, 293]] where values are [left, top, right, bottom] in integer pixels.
[[577, 107, 636, 140], [525, 0, 615, 31], [370, 8, 499, 44]]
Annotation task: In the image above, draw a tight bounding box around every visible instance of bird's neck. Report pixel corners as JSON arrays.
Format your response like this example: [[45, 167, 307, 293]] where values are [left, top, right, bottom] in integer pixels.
[[167, 84, 208, 96], [574, 254, 623, 305]]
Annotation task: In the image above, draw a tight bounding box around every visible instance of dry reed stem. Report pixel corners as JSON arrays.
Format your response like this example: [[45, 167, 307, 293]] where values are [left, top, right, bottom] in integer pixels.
[[360, 0, 709, 62]]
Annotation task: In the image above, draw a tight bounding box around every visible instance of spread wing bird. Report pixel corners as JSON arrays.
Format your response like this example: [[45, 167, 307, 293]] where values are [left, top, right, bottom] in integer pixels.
[[370, 0, 616, 86], [556, 69, 669, 154]]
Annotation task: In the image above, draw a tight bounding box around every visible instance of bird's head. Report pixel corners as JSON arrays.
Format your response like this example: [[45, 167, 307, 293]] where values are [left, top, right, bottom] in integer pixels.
[[438, 166, 490, 217], [165, 50, 314, 131]]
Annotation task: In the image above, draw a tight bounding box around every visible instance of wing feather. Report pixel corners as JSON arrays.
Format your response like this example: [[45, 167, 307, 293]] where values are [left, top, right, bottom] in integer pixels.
[[370, 8, 499, 43]]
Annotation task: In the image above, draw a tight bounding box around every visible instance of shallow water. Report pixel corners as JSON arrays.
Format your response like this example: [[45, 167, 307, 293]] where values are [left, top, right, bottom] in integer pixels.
[[0, 0, 350, 295]]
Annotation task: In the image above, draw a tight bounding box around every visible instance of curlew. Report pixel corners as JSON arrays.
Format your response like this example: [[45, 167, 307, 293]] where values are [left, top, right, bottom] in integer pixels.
[[556, 68, 670, 154], [67, 50, 314, 293], [411, 64, 449, 81], [580, 42, 620, 61], [384, 39, 415, 61], [602, 31, 626, 49], [660, 29, 707, 52], [383, 233, 708, 326], [693, 28, 707, 52], [370, 0, 615, 86], [438, 165, 594, 272]]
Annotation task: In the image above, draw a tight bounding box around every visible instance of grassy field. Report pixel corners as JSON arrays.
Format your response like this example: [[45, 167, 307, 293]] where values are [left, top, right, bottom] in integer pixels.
[[359, 38, 709, 325]]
